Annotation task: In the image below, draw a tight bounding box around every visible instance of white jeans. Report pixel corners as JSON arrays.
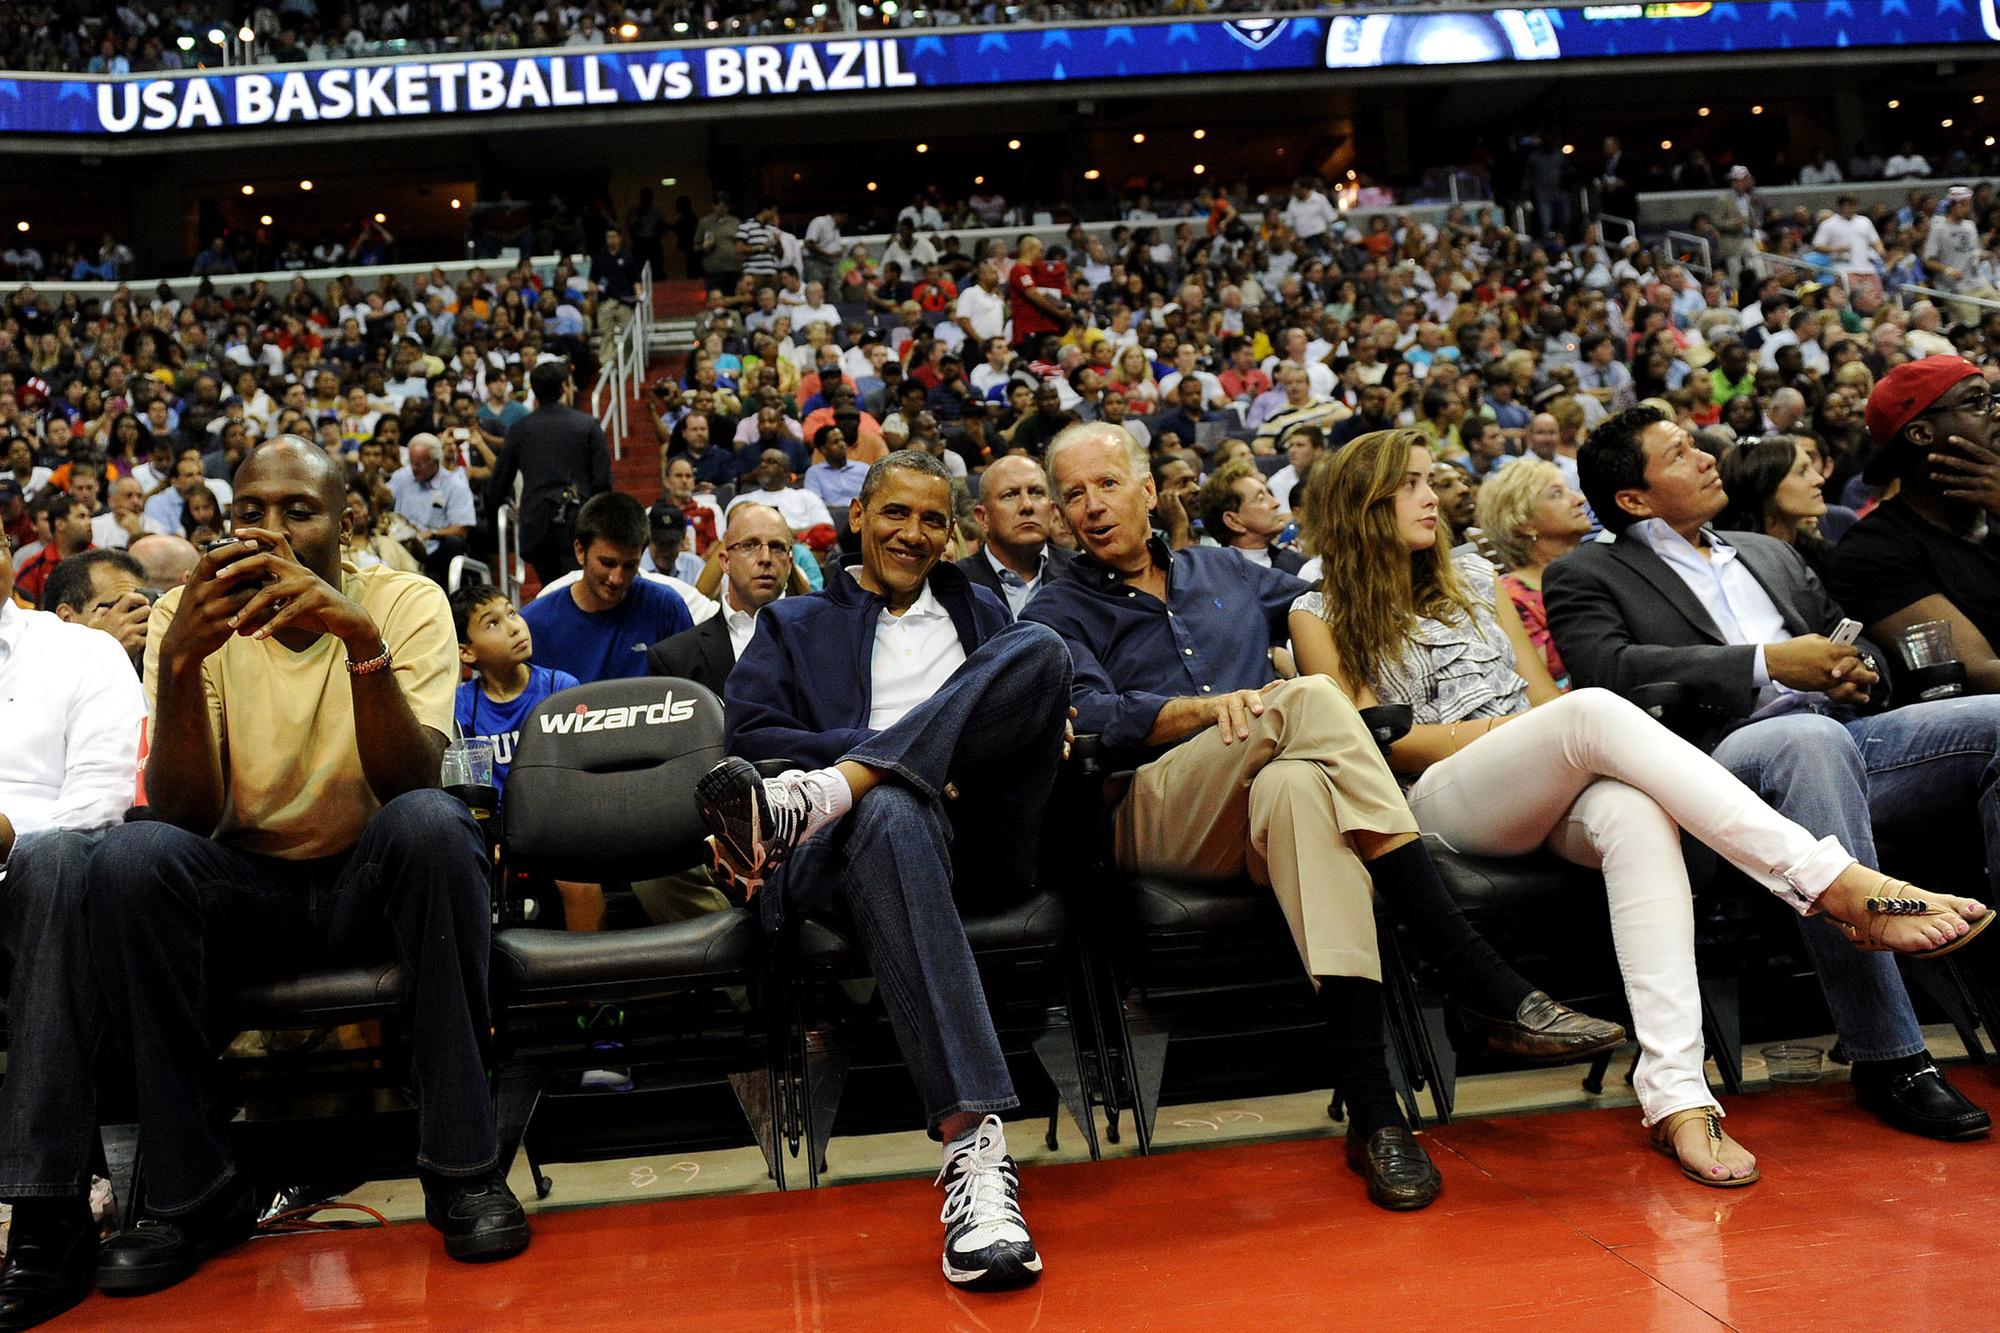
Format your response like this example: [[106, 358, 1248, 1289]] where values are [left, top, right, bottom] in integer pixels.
[[1405, 688, 1854, 1125]]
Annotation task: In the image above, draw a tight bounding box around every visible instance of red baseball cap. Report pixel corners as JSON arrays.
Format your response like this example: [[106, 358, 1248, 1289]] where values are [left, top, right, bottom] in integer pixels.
[[1863, 355, 1984, 483]]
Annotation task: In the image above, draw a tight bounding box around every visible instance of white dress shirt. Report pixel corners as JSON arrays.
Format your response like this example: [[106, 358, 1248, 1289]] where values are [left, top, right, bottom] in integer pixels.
[[0, 600, 147, 840], [91, 511, 168, 549], [867, 582, 965, 730], [1627, 520, 1806, 716], [722, 588, 762, 660]]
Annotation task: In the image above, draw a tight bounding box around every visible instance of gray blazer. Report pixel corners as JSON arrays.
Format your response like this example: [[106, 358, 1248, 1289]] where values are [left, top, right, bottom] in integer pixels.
[[1544, 527, 1888, 730]]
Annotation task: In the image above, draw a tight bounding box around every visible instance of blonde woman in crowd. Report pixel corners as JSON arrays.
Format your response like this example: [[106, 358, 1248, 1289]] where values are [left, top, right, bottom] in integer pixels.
[[1475, 457, 1594, 687]]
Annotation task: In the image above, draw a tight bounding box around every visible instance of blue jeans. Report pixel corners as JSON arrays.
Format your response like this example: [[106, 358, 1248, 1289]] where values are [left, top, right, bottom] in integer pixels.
[[82, 789, 498, 1215], [783, 622, 1073, 1130], [0, 826, 113, 1199], [1710, 698, 2000, 1063]]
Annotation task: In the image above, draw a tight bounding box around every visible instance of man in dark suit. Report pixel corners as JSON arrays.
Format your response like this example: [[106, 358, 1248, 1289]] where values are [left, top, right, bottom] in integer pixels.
[[955, 455, 1073, 620], [485, 358, 612, 582], [1547, 405, 2000, 1142], [647, 502, 792, 689]]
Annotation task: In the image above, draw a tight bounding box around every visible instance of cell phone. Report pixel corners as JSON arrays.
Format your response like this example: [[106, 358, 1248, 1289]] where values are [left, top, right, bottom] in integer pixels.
[[1830, 618, 1863, 646]]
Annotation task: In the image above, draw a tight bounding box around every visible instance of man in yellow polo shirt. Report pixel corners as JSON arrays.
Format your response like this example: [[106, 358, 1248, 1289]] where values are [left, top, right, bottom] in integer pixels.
[[79, 438, 527, 1306]]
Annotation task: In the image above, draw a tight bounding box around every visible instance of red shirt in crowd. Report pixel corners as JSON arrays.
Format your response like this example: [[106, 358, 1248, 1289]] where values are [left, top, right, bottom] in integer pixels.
[[1009, 261, 1065, 346]]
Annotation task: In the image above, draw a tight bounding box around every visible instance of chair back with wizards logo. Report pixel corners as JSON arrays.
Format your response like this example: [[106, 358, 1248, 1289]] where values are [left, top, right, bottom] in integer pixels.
[[503, 677, 723, 883]]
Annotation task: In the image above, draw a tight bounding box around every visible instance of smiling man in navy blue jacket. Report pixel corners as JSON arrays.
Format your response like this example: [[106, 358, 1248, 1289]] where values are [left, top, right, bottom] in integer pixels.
[[696, 449, 1072, 1295]]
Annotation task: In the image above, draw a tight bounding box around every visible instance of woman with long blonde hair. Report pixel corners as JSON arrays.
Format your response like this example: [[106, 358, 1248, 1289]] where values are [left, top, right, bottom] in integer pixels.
[[1287, 428, 1990, 1190]]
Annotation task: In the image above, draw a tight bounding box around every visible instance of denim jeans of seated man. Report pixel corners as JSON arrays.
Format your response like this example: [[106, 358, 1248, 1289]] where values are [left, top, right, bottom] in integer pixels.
[[0, 825, 115, 1200], [1710, 698, 2000, 1064], [776, 623, 1073, 1131], [81, 788, 497, 1215]]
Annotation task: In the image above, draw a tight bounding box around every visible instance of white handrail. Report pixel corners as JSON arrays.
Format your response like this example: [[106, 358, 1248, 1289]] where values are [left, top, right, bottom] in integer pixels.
[[1894, 282, 2000, 314], [19, 252, 574, 303], [1662, 230, 1713, 279], [494, 503, 521, 601]]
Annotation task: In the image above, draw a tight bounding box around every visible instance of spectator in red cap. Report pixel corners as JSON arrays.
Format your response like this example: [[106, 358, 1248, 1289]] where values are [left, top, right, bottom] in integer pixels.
[[1829, 357, 2000, 693]]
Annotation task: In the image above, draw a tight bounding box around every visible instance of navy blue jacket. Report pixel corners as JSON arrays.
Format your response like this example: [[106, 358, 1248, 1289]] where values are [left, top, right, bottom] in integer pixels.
[[724, 557, 1011, 769]]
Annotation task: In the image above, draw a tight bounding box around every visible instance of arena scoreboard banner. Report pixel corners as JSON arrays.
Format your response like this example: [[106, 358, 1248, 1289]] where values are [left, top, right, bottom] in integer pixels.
[[2, 1, 1996, 137]]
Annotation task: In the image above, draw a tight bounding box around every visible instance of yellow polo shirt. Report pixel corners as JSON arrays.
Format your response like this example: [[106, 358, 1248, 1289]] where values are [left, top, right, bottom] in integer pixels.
[[143, 561, 457, 860]]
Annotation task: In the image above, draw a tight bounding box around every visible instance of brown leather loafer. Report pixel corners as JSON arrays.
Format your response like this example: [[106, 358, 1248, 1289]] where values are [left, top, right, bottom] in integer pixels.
[[1344, 1126, 1442, 1212], [1459, 990, 1625, 1063]]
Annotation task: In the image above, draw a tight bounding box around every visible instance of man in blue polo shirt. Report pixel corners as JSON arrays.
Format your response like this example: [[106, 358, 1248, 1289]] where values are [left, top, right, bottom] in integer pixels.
[[520, 491, 691, 683], [1023, 422, 1620, 1215]]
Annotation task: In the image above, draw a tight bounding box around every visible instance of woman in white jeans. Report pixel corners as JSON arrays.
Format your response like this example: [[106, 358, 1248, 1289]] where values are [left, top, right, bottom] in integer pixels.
[[1288, 430, 1990, 1188]]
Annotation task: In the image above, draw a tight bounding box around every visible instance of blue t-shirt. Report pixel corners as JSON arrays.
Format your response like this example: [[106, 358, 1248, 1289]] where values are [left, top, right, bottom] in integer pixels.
[[520, 579, 693, 683], [454, 664, 580, 795]]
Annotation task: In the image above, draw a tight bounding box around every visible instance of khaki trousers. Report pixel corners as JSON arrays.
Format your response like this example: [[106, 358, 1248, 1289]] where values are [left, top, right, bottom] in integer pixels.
[[1113, 676, 1417, 981]]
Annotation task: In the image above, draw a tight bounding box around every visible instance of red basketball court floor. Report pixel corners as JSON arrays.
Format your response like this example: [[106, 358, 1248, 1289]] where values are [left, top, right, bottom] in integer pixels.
[[46, 1078, 2000, 1332]]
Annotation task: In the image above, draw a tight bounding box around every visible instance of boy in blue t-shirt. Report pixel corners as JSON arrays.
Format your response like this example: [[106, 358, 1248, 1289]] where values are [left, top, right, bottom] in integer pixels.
[[520, 491, 694, 683], [451, 585, 603, 930]]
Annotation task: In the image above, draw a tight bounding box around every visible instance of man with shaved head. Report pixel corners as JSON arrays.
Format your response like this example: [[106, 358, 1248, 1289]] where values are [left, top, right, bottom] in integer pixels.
[[79, 437, 528, 1305], [956, 454, 1072, 620], [127, 532, 200, 588]]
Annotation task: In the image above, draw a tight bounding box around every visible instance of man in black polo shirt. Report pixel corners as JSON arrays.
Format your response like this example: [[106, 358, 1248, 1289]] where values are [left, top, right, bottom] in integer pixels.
[[1829, 357, 2000, 693]]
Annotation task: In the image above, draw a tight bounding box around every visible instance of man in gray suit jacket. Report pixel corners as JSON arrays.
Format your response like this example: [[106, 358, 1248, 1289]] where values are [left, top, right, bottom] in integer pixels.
[[955, 455, 1074, 621], [1548, 405, 2000, 1142]]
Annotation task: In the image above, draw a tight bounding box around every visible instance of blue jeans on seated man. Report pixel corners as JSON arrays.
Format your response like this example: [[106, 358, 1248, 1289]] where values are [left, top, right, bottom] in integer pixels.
[[0, 826, 116, 1201], [81, 788, 498, 1215], [1710, 697, 2000, 1063], [779, 622, 1073, 1133]]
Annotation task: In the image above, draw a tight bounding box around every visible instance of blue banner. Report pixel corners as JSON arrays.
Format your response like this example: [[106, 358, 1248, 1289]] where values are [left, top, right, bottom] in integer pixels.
[[0, 3, 1994, 137]]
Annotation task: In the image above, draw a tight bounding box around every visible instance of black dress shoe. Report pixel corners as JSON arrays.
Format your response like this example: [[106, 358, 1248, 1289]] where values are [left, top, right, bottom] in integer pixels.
[[423, 1171, 530, 1263], [0, 1203, 98, 1331], [97, 1175, 257, 1298], [1855, 1063, 1993, 1141], [1343, 1126, 1443, 1212], [1458, 990, 1626, 1063]]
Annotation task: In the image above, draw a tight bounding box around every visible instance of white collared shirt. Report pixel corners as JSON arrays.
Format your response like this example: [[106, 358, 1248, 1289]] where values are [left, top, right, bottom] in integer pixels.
[[722, 587, 762, 661], [0, 600, 147, 839], [1627, 519, 1805, 714], [984, 546, 1047, 620], [867, 581, 965, 730]]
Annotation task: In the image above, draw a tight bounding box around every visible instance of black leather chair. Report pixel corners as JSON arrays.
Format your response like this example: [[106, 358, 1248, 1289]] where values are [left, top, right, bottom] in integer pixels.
[[491, 677, 779, 1193], [1059, 706, 1453, 1151]]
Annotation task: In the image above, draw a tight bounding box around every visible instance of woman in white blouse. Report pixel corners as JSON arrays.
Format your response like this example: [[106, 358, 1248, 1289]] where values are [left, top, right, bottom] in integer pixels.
[[1287, 428, 1989, 1190]]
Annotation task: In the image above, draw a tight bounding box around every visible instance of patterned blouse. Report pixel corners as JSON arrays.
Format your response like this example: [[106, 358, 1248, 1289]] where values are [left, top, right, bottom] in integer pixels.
[[1292, 552, 1529, 725]]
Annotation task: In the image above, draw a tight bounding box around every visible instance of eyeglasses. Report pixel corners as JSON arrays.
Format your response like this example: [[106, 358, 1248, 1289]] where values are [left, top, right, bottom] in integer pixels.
[[725, 538, 794, 561], [1929, 387, 1997, 417]]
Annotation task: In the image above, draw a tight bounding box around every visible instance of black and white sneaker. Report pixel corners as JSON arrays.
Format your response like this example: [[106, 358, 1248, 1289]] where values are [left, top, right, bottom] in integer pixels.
[[695, 758, 842, 897], [935, 1115, 1042, 1292]]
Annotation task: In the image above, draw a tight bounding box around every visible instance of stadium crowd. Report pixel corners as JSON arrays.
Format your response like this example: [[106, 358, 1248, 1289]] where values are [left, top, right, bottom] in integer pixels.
[[6, 0, 1342, 72], [6, 149, 2000, 1326]]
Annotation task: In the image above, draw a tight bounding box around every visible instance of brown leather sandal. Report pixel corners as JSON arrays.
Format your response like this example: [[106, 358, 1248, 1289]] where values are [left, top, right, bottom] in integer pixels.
[[1650, 1107, 1759, 1189], [1826, 879, 1996, 960]]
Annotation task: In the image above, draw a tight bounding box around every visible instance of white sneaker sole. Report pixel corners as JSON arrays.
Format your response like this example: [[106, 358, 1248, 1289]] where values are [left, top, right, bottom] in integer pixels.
[[942, 1250, 1043, 1290]]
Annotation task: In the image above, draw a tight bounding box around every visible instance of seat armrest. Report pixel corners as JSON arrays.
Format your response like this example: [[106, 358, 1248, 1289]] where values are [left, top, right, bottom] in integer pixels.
[[1357, 703, 1413, 752], [1067, 733, 1149, 782]]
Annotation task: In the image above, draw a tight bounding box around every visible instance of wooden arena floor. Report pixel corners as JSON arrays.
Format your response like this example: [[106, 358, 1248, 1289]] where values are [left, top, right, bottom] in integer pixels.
[[49, 1077, 2000, 1331]]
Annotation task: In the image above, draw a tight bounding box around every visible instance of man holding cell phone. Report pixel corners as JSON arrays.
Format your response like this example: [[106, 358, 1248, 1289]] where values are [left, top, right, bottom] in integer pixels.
[[74, 437, 528, 1309]]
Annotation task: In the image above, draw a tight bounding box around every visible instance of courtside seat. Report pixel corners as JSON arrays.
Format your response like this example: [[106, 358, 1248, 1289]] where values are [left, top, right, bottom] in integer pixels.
[[492, 677, 781, 1191], [231, 963, 405, 1029], [492, 911, 760, 1003], [791, 893, 1069, 969]]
